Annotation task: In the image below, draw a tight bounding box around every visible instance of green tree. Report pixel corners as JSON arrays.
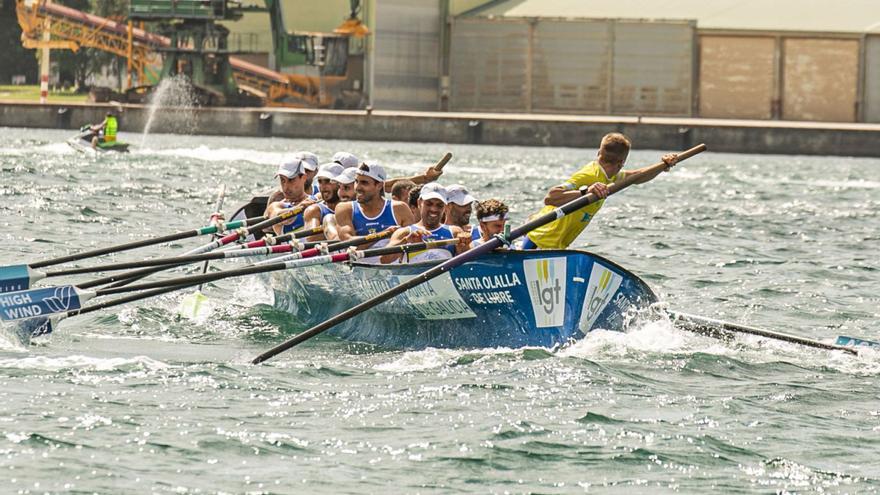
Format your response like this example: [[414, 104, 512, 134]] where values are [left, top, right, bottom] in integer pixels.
[[0, 0, 38, 84]]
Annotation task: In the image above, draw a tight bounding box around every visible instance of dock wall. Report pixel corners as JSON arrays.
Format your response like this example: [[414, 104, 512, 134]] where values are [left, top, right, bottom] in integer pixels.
[[2, 101, 879, 157]]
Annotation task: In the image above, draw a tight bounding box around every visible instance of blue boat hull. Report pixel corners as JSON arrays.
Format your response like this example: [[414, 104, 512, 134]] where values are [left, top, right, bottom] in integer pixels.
[[269, 249, 658, 349]]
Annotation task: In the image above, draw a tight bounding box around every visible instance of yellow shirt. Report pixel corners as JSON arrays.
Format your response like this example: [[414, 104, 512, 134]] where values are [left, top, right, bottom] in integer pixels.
[[526, 161, 624, 249]]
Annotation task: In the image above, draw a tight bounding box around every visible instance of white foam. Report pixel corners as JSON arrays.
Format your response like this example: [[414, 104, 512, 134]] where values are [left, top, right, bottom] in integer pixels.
[[138, 146, 282, 166], [0, 354, 168, 372]]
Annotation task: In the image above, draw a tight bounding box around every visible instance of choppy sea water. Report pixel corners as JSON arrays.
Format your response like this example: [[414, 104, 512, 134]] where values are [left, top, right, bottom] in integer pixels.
[[0, 126, 878, 493]]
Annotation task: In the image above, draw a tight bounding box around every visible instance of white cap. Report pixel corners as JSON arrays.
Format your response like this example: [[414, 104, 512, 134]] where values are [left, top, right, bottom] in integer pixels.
[[332, 151, 360, 169], [293, 151, 319, 171], [334, 167, 358, 185], [356, 160, 387, 182], [419, 182, 448, 204], [315, 163, 344, 181], [446, 184, 476, 206], [275, 158, 306, 179]]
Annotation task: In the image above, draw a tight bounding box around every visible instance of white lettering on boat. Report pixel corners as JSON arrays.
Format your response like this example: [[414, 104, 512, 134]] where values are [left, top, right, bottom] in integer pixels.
[[395, 273, 476, 320], [455, 273, 521, 292], [3, 304, 43, 320], [0, 293, 33, 307]]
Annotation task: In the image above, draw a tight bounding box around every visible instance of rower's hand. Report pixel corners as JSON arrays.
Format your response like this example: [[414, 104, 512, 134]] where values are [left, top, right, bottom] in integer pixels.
[[588, 183, 609, 199], [456, 228, 473, 249], [662, 153, 679, 171], [424, 166, 443, 181], [407, 228, 430, 244], [209, 211, 225, 226]]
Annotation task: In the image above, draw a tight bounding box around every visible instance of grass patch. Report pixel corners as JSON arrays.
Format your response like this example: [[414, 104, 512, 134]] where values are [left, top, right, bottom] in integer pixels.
[[0, 85, 89, 103]]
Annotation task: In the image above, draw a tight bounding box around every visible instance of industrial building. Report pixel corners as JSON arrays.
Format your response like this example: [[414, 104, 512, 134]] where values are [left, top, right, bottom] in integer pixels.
[[242, 0, 878, 122]]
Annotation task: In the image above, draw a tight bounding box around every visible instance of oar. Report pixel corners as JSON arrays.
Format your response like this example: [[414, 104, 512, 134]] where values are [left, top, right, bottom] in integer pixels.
[[217, 226, 324, 251], [42, 229, 380, 276], [0, 240, 460, 337], [666, 310, 859, 355], [98, 205, 309, 290], [0, 215, 265, 293], [251, 144, 709, 364], [178, 184, 227, 319], [433, 152, 452, 172]]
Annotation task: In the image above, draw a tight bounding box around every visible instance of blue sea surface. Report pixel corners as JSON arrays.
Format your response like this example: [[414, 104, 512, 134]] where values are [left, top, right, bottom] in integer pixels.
[[0, 127, 878, 493]]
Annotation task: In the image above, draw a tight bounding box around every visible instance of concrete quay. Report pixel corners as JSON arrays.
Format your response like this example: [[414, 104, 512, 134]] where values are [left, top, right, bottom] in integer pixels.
[[2, 101, 880, 157]]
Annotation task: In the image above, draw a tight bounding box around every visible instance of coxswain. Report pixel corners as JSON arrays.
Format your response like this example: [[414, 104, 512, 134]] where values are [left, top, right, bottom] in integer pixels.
[[334, 161, 415, 243], [381, 183, 471, 264], [522, 133, 678, 249], [89, 111, 118, 149], [471, 199, 509, 247], [263, 158, 316, 235], [302, 163, 344, 240]]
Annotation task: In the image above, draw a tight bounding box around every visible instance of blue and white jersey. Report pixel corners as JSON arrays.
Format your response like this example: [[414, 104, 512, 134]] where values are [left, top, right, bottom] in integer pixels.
[[405, 224, 456, 263], [352, 199, 399, 236], [471, 226, 482, 241], [280, 196, 317, 234], [311, 183, 320, 196], [317, 202, 334, 221]]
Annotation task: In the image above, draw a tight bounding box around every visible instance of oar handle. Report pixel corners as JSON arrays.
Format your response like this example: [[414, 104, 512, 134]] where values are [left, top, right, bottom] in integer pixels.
[[432, 152, 453, 171], [251, 144, 708, 364]]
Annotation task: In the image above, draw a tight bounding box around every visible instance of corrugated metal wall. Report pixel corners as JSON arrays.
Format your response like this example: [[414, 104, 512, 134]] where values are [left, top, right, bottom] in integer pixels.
[[612, 22, 694, 115], [864, 36, 880, 123], [449, 19, 529, 111], [450, 18, 694, 115], [371, 0, 442, 110], [699, 36, 775, 119], [531, 20, 610, 113], [782, 38, 859, 122]]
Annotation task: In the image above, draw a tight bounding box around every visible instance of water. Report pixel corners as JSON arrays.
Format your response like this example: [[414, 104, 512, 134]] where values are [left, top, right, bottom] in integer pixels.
[[140, 76, 199, 147], [1, 127, 879, 493]]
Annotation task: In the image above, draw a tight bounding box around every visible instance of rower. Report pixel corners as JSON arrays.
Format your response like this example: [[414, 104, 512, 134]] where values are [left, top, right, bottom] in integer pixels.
[[263, 157, 316, 235], [391, 179, 416, 203], [266, 151, 319, 204], [334, 161, 415, 242], [332, 151, 360, 169], [294, 151, 320, 196], [471, 199, 509, 248], [380, 183, 471, 264], [89, 111, 118, 149], [335, 167, 358, 202], [302, 163, 343, 240], [444, 184, 479, 241], [522, 132, 679, 249], [407, 185, 421, 223]]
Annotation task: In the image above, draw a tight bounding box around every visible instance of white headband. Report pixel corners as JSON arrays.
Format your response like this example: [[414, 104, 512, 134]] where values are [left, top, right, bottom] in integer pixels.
[[478, 213, 508, 222]]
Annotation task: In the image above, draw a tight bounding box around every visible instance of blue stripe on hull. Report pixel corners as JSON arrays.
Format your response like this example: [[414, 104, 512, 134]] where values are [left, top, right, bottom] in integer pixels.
[[270, 250, 658, 349]]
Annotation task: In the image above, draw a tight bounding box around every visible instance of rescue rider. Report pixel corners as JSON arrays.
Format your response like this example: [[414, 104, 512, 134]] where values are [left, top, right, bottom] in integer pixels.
[[90, 111, 118, 149]]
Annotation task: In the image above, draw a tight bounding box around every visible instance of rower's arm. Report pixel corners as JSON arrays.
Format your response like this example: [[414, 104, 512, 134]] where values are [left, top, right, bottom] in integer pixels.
[[384, 166, 443, 192], [392, 201, 416, 227], [334, 203, 356, 241], [264, 202, 288, 235], [544, 185, 584, 207], [302, 205, 324, 241], [624, 153, 679, 184]]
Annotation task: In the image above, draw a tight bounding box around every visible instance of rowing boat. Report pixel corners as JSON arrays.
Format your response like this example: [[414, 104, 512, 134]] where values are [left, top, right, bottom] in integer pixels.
[[265, 249, 658, 349]]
